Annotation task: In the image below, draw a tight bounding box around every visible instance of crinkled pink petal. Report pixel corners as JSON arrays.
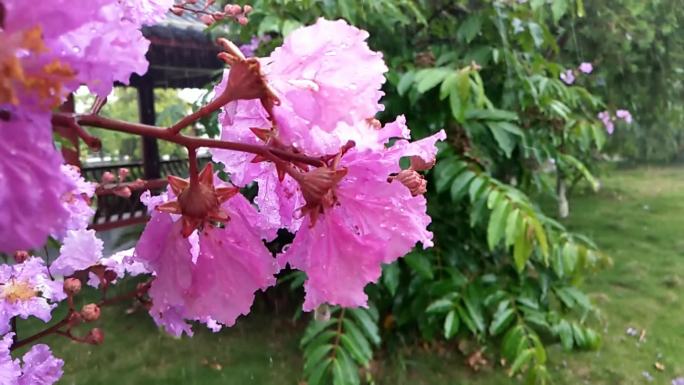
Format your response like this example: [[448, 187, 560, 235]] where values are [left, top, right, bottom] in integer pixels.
[[0, 111, 72, 253], [18, 344, 64, 385], [52, 229, 104, 277], [266, 18, 388, 145], [0, 333, 21, 384]]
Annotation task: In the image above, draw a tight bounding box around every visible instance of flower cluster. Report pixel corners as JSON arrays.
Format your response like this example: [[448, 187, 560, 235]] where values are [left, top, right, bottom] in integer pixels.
[[598, 109, 633, 134], [0, 6, 443, 383], [560, 61, 593, 85]]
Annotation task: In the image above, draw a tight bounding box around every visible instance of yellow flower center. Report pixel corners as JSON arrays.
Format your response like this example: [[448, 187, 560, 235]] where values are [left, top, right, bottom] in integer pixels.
[[1, 280, 37, 303]]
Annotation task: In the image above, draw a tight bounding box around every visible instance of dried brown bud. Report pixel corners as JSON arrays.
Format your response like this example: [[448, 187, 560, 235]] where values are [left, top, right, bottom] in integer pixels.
[[63, 278, 82, 296], [117, 167, 129, 181], [409, 155, 436, 172], [85, 328, 104, 345], [103, 270, 118, 283], [13, 250, 29, 263], [393, 169, 427, 196], [81, 303, 101, 322]]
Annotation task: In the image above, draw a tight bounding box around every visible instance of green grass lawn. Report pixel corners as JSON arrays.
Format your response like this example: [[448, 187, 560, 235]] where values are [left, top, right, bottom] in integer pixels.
[[18, 166, 684, 384]]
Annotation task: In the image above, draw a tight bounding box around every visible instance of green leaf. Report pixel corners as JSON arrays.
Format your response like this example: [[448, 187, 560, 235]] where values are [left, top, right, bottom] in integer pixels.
[[397, 71, 415, 96], [513, 222, 532, 272], [434, 161, 465, 193], [304, 344, 333, 374], [556, 320, 573, 350], [505, 209, 522, 247], [552, 0, 569, 22], [489, 308, 515, 336], [457, 15, 482, 43], [464, 286, 486, 333], [488, 122, 517, 158], [404, 251, 433, 279], [307, 357, 332, 385], [342, 319, 373, 363], [529, 218, 549, 260], [508, 348, 534, 376], [468, 175, 487, 202], [444, 310, 460, 339], [301, 320, 336, 347], [340, 334, 369, 363], [450, 87, 465, 123], [439, 72, 459, 100], [466, 108, 518, 121], [258, 15, 281, 35], [415, 68, 452, 93], [348, 308, 381, 346], [427, 298, 455, 314], [487, 198, 512, 250], [450, 171, 476, 202], [381, 263, 400, 297], [528, 22, 545, 48]]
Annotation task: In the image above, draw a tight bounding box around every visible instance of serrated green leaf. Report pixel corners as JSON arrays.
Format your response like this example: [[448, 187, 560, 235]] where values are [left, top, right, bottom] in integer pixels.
[[444, 310, 460, 339]]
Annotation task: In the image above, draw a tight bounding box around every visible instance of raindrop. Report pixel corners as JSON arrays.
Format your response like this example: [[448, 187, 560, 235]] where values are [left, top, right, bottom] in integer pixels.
[[72, 46, 81, 53]]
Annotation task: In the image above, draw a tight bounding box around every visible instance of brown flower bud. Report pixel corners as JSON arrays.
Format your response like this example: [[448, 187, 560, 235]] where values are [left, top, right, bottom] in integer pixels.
[[85, 328, 104, 345], [63, 278, 82, 296], [13, 250, 29, 263], [409, 155, 436, 172], [393, 169, 427, 196], [117, 167, 129, 182], [81, 304, 101, 322], [103, 270, 118, 283]]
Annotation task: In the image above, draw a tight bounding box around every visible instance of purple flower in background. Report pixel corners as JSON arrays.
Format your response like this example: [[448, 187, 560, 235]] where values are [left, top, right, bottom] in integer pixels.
[[0, 258, 65, 334], [578, 62, 593, 74], [616, 109, 633, 124], [560, 69, 575, 85], [672, 377, 684, 385], [598, 111, 615, 134], [239, 35, 272, 57]]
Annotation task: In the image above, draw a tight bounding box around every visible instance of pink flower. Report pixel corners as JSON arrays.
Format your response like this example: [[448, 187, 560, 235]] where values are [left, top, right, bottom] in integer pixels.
[[616, 109, 633, 124], [279, 130, 446, 310], [52, 229, 104, 277], [598, 111, 614, 134], [59, 165, 96, 234], [87, 247, 150, 287], [0, 111, 72, 254], [134, 184, 278, 336], [0, 258, 65, 334], [17, 344, 64, 385], [560, 69, 575, 85], [265, 18, 388, 153], [578, 62, 593, 74], [0, 333, 63, 385]]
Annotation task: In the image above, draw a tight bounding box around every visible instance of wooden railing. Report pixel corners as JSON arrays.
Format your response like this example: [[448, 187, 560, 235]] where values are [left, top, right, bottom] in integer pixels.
[[83, 157, 211, 231]]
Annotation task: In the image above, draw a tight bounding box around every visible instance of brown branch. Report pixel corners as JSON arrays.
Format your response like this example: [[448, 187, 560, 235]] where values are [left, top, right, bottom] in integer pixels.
[[51, 113, 102, 151], [11, 281, 153, 351], [66, 113, 325, 167]]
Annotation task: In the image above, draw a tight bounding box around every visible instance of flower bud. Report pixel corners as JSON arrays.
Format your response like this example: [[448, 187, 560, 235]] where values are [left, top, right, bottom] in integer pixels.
[[117, 167, 129, 181], [81, 303, 101, 322], [101, 171, 115, 184], [409, 155, 435, 172], [243, 5, 253, 14], [113, 186, 132, 198], [85, 328, 104, 345], [393, 169, 427, 196], [63, 278, 82, 296], [13, 250, 29, 263], [224, 4, 241, 16], [103, 270, 118, 283], [237, 16, 249, 25], [170, 6, 184, 16], [200, 14, 215, 26]]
